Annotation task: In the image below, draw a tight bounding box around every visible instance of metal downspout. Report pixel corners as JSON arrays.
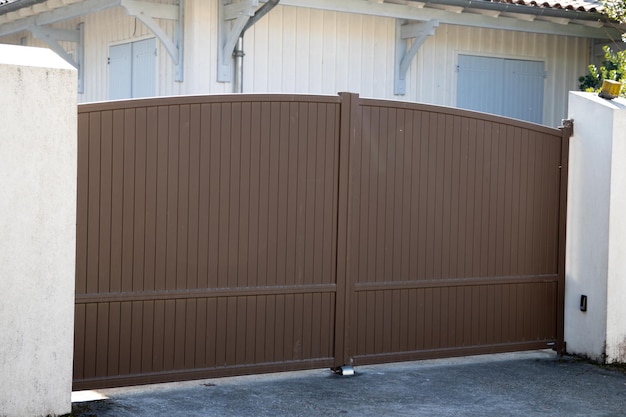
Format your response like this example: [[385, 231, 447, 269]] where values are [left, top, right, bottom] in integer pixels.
[[233, 0, 280, 93], [234, 36, 244, 93]]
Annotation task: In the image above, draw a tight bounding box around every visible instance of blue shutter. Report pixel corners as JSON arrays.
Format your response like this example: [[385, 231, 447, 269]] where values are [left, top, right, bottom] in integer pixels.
[[457, 55, 505, 117], [109, 43, 132, 100], [502, 59, 544, 124], [131, 38, 156, 99], [457, 55, 544, 124]]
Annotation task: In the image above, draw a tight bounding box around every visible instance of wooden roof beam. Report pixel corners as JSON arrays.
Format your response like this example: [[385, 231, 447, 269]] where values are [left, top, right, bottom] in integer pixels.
[[120, 0, 185, 81], [394, 19, 438, 95]]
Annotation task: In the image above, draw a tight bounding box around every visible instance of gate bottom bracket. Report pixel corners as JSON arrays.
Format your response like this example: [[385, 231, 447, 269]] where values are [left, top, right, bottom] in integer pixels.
[[332, 365, 355, 376]]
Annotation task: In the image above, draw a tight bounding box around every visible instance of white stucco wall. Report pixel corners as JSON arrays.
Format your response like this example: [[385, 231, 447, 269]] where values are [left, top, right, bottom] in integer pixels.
[[0, 45, 77, 417], [606, 96, 626, 363], [565, 91, 626, 363]]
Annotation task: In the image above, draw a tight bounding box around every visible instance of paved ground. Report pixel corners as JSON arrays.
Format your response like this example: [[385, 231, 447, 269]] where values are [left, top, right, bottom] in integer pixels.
[[70, 350, 626, 417]]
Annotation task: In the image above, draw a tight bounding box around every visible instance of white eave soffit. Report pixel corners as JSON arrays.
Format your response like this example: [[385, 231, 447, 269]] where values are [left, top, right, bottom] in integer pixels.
[[272, 0, 622, 39]]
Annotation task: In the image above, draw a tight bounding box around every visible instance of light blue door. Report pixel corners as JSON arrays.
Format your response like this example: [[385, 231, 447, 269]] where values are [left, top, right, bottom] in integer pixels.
[[457, 55, 545, 124], [108, 42, 132, 100], [109, 38, 156, 100], [131, 38, 157, 99]]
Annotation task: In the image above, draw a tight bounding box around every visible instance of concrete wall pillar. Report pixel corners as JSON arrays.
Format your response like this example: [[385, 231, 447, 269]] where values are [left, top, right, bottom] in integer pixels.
[[0, 45, 77, 416], [565, 91, 626, 363]]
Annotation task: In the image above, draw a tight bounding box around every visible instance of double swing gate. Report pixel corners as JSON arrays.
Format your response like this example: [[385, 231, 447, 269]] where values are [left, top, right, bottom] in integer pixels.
[[74, 93, 571, 389]]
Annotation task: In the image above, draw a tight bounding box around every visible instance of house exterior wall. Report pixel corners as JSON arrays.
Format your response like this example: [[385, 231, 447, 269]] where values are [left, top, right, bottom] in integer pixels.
[[0, 0, 589, 126]]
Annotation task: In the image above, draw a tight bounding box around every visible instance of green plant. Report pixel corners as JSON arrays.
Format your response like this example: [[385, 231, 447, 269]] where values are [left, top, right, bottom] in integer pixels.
[[602, 0, 626, 23], [578, 45, 626, 97]]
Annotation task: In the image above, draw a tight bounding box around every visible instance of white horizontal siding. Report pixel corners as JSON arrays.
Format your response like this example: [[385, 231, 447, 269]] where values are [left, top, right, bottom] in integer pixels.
[[0, 0, 588, 125], [245, 4, 588, 127]]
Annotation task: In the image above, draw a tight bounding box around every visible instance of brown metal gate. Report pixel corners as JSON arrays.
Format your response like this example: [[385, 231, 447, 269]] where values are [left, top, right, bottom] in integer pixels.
[[74, 93, 571, 390], [336, 95, 570, 366]]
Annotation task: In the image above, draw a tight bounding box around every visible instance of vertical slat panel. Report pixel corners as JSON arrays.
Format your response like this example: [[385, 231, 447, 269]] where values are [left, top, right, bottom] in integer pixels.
[[143, 107, 158, 292], [95, 304, 109, 376], [118, 301, 132, 375], [225, 298, 236, 366], [246, 297, 257, 364], [197, 104, 211, 290], [152, 300, 165, 372], [447, 117, 461, 278], [195, 299, 207, 367], [215, 298, 227, 366], [74, 305, 86, 380], [461, 118, 474, 276], [304, 104, 317, 285], [311, 294, 322, 358], [98, 111, 112, 294], [391, 290, 401, 352], [177, 105, 190, 291], [254, 296, 266, 363], [133, 108, 147, 292], [130, 301, 143, 374], [367, 107, 378, 285], [166, 106, 180, 291], [314, 104, 327, 284], [110, 111, 124, 294], [162, 300, 176, 370], [302, 293, 313, 359], [276, 102, 290, 286], [106, 302, 120, 376], [273, 295, 285, 361], [322, 293, 334, 357], [235, 297, 247, 364], [408, 112, 421, 280], [188, 104, 201, 290], [205, 298, 217, 368], [256, 102, 270, 287], [83, 304, 98, 378], [208, 103, 221, 289], [238, 103, 251, 289], [155, 107, 169, 291], [174, 299, 187, 369], [76, 114, 89, 296], [265, 295, 276, 363], [267, 103, 280, 287], [121, 109, 135, 293], [86, 113, 101, 295], [142, 301, 154, 373], [228, 104, 241, 289]]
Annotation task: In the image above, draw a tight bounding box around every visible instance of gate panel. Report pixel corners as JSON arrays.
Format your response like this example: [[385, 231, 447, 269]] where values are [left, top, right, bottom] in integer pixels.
[[341, 96, 568, 365], [74, 95, 341, 389]]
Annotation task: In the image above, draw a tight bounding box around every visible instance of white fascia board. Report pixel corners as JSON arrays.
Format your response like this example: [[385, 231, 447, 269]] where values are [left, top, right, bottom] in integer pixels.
[[276, 0, 621, 39], [0, 0, 119, 37], [120, 0, 178, 20]]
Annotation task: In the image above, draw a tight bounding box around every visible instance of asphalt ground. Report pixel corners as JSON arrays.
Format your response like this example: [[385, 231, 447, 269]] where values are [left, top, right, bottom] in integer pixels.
[[70, 350, 626, 417]]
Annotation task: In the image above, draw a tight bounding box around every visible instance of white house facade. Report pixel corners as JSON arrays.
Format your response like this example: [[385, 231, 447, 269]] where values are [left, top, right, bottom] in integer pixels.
[[0, 0, 621, 127]]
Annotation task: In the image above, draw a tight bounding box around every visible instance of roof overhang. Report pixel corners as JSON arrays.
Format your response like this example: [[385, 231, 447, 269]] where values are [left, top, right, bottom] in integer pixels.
[[274, 0, 623, 39], [0, 0, 622, 39]]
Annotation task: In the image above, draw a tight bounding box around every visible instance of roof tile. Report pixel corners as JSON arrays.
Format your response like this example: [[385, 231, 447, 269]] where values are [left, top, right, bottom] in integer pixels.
[[488, 0, 604, 13]]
